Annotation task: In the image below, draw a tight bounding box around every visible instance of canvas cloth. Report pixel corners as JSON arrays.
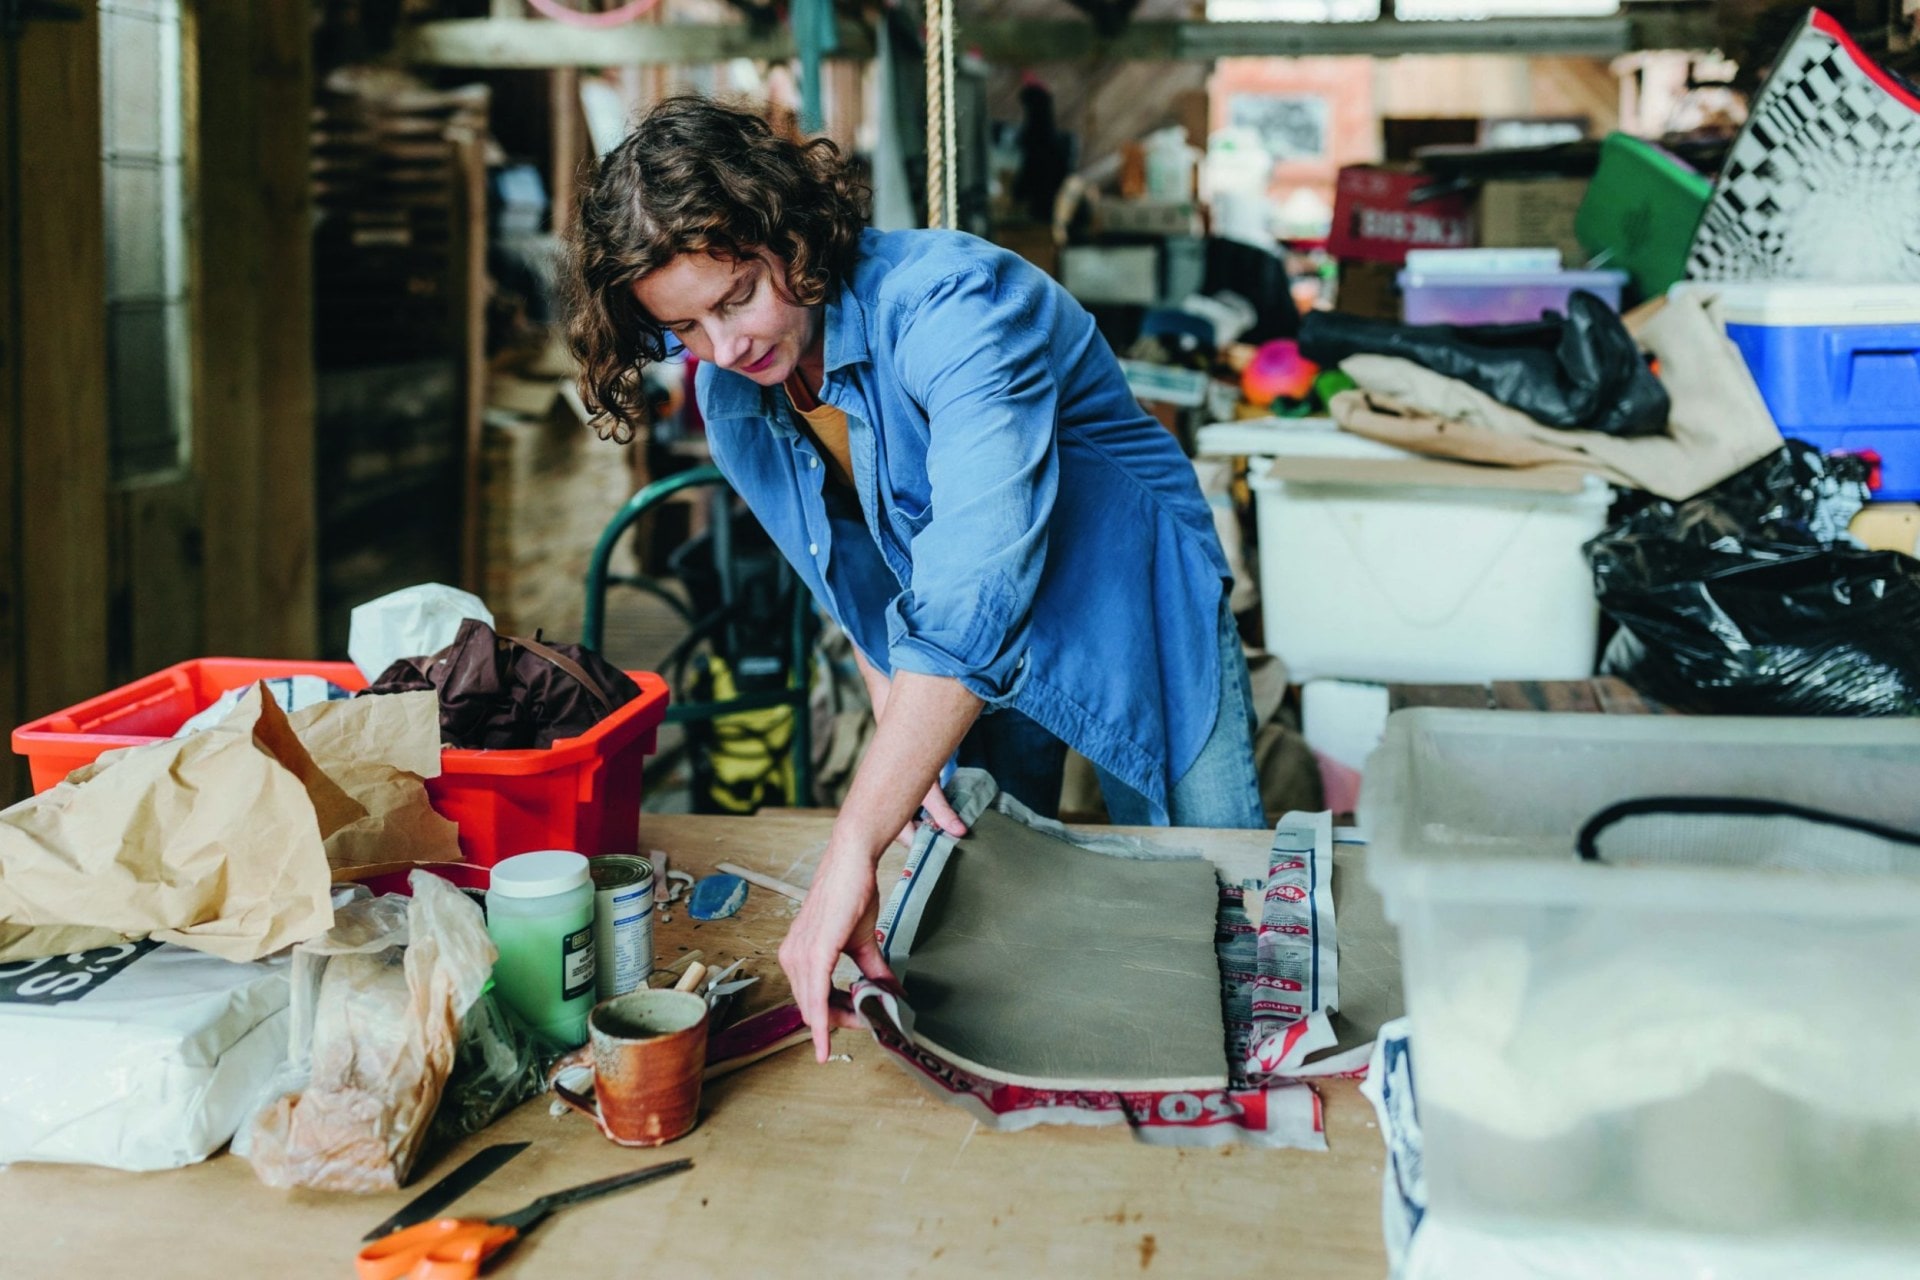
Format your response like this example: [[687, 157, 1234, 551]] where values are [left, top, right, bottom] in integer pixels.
[[1333, 292, 1781, 502]]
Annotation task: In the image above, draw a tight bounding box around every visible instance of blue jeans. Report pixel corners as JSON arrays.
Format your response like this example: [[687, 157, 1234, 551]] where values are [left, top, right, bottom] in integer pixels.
[[956, 703, 1069, 819], [1095, 601, 1265, 829], [958, 601, 1265, 829]]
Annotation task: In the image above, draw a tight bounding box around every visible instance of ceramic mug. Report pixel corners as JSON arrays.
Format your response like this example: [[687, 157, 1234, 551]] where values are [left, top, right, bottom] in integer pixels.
[[553, 988, 709, 1146]]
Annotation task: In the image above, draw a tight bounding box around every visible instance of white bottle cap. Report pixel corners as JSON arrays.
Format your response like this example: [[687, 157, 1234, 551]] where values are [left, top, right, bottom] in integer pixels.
[[489, 849, 591, 899]]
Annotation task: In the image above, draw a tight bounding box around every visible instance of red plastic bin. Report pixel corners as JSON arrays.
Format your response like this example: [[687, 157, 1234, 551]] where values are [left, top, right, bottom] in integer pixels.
[[9, 658, 670, 867]]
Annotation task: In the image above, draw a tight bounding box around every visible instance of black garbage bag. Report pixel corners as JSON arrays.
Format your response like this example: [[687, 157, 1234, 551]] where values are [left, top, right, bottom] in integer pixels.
[[1298, 290, 1669, 437], [1586, 441, 1920, 715]]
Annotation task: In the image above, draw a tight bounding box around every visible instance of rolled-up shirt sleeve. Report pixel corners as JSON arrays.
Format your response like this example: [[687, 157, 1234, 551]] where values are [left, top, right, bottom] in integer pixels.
[[883, 264, 1060, 704]]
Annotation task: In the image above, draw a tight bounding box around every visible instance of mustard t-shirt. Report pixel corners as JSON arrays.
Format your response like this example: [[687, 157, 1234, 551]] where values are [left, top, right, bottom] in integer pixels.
[[785, 373, 854, 487]]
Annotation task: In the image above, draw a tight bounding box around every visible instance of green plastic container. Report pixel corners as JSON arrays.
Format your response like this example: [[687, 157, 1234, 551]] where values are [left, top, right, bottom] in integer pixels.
[[486, 850, 597, 1049], [1574, 133, 1711, 300]]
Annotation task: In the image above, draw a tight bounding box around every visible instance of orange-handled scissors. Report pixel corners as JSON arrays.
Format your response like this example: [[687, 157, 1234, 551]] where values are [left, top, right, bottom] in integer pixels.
[[355, 1157, 692, 1280]]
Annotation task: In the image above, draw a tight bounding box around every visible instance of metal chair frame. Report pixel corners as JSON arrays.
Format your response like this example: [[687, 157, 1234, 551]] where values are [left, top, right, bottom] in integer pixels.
[[583, 464, 813, 805]]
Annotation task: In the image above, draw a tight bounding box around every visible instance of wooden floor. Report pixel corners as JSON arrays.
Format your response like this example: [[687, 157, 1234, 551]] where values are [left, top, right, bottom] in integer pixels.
[[1388, 676, 1671, 715]]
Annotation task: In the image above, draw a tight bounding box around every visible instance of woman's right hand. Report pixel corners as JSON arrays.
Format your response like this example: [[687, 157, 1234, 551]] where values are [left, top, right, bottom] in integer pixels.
[[776, 668, 985, 1061], [778, 842, 894, 1063]]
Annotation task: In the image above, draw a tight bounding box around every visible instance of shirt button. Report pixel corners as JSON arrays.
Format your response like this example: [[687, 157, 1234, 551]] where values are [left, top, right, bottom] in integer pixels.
[[809, 456, 819, 469], [809, 542, 819, 556]]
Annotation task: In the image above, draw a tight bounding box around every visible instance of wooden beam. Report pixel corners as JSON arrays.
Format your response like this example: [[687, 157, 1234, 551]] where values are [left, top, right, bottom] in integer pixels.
[[10, 8, 111, 743], [404, 16, 874, 67], [964, 14, 1719, 62], [194, 0, 317, 658], [403, 10, 1715, 69], [0, 19, 20, 803]]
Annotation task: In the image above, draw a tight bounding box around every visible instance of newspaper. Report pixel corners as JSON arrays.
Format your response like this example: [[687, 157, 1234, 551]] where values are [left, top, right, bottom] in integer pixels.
[[854, 770, 1349, 1150], [1360, 1017, 1424, 1277]]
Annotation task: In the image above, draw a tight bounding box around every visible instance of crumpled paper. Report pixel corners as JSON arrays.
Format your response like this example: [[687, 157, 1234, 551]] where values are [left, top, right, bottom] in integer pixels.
[[0, 684, 458, 963], [244, 871, 496, 1192]]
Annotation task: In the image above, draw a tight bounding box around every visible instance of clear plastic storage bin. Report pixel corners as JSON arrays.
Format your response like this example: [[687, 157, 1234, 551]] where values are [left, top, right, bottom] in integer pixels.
[[1361, 709, 1920, 1271], [1398, 267, 1627, 326]]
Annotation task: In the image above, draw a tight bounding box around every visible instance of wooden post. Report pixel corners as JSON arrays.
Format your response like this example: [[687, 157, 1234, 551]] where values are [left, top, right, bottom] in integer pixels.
[[551, 67, 583, 237], [4, 6, 112, 798], [450, 122, 491, 595], [192, 0, 317, 659]]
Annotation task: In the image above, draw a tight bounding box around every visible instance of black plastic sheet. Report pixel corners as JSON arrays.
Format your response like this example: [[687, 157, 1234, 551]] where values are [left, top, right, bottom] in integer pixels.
[[1299, 290, 1669, 438], [1587, 442, 1920, 715]]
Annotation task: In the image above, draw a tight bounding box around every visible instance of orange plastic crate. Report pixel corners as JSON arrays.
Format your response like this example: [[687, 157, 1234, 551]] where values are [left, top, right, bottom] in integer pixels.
[[10, 658, 669, 867]]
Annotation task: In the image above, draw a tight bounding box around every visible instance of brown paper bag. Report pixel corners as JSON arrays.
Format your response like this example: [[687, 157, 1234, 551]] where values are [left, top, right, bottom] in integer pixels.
[[0, 685, 457, 963]]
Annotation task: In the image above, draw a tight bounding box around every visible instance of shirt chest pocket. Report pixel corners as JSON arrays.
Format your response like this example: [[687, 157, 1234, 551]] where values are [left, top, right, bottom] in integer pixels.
[[886, 488, 932, 542], [873, 427, 933, 543]]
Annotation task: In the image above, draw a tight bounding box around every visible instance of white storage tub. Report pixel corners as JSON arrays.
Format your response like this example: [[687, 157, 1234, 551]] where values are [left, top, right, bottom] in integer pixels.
[[1249, 449, 1610, 683], [1361, 709, 1920, 1274]]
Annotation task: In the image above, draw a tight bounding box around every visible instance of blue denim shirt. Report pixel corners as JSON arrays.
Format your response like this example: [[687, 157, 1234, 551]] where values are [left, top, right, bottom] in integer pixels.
[[696, 229, 1230, 819]]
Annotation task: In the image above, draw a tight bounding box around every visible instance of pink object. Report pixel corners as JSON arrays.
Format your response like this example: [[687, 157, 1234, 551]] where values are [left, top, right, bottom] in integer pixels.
[[1314, 750, 1364, 816], [526, 0, 662, 27], [1327, 165, 1473, 264], [1241, 340, 1319, 405]]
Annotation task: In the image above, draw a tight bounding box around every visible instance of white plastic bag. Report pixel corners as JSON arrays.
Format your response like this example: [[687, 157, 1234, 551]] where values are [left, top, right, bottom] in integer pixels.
[[348, 583, 493, 684], [242, 873, 494, 1191]]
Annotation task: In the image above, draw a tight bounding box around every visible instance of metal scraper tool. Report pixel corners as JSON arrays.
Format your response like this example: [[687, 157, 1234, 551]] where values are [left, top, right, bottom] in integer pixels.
[[361, 1141, 531, 1241]]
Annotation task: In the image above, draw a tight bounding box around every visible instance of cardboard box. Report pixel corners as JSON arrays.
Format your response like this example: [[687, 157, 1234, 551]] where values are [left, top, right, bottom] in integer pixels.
[[1251, 454, 1610, 683], [1334, 257, 1401, 321], [1476, 177, 1590, 270], [991, 223, 1060, 277], [1327, 165, 1473, 265]]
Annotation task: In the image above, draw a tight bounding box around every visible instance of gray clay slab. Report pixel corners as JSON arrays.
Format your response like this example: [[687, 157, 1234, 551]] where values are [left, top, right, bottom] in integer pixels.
[[901, 808, 1229, 1091]]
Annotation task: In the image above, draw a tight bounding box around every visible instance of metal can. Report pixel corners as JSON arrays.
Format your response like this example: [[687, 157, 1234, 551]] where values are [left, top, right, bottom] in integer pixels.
[[589, 855, 655, 1000]]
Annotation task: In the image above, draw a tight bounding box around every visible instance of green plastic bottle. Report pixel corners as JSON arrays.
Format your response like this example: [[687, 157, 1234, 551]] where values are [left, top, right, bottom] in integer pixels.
[[486, 850, 597, 1049]]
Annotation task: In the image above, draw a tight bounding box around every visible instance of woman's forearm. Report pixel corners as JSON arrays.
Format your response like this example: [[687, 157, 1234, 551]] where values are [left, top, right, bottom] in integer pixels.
[[828, 669, 982, 864], [851, 645, 891, 722]]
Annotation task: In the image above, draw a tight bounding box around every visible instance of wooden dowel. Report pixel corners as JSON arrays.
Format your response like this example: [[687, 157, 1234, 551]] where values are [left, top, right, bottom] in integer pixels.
[[716, 861, 808, 903]]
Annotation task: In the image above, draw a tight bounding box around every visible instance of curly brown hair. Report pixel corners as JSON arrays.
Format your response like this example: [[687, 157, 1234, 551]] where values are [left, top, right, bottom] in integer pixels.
[[563, 95, 871, 444]]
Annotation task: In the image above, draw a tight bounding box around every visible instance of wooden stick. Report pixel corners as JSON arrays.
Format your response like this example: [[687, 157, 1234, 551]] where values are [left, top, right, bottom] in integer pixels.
[[716, 861, 808, 903], [673, 961, 709, 993], [648, 950, 704, 988], [703, 1029, 813, 1081]]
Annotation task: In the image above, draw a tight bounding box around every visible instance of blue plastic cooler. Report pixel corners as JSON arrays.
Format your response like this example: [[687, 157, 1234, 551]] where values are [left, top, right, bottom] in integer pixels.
[[1705, 283, 1920, 500]]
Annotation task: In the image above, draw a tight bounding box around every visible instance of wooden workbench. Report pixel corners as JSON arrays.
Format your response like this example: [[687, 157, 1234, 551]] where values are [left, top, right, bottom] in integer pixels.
[[0, 813, 1394, 1278]]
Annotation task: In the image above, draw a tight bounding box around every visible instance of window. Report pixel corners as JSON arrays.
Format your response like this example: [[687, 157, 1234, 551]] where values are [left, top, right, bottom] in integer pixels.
[[1228, 94, 1331, 161], [100, 0, 190, 481]]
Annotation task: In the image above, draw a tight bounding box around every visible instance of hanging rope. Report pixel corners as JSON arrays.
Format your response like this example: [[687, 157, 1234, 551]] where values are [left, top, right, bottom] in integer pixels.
[[941, 0, 957, 229], [923, 0, 957, 228]]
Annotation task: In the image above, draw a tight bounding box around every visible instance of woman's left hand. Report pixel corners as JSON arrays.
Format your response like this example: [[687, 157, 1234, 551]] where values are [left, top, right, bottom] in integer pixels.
[[897, 779, 969, 848]]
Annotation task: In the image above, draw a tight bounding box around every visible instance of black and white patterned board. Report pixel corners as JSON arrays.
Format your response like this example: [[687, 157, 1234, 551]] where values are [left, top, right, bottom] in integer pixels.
[[1687, 8, 1920, 283]]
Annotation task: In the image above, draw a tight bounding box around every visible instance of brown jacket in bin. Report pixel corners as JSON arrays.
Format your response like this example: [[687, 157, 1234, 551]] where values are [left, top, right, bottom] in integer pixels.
[[367, 618, 642, 749]]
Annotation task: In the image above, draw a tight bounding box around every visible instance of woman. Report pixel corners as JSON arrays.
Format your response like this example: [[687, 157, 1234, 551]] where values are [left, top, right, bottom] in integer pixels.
[[567, 96, 1263, 1061]]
